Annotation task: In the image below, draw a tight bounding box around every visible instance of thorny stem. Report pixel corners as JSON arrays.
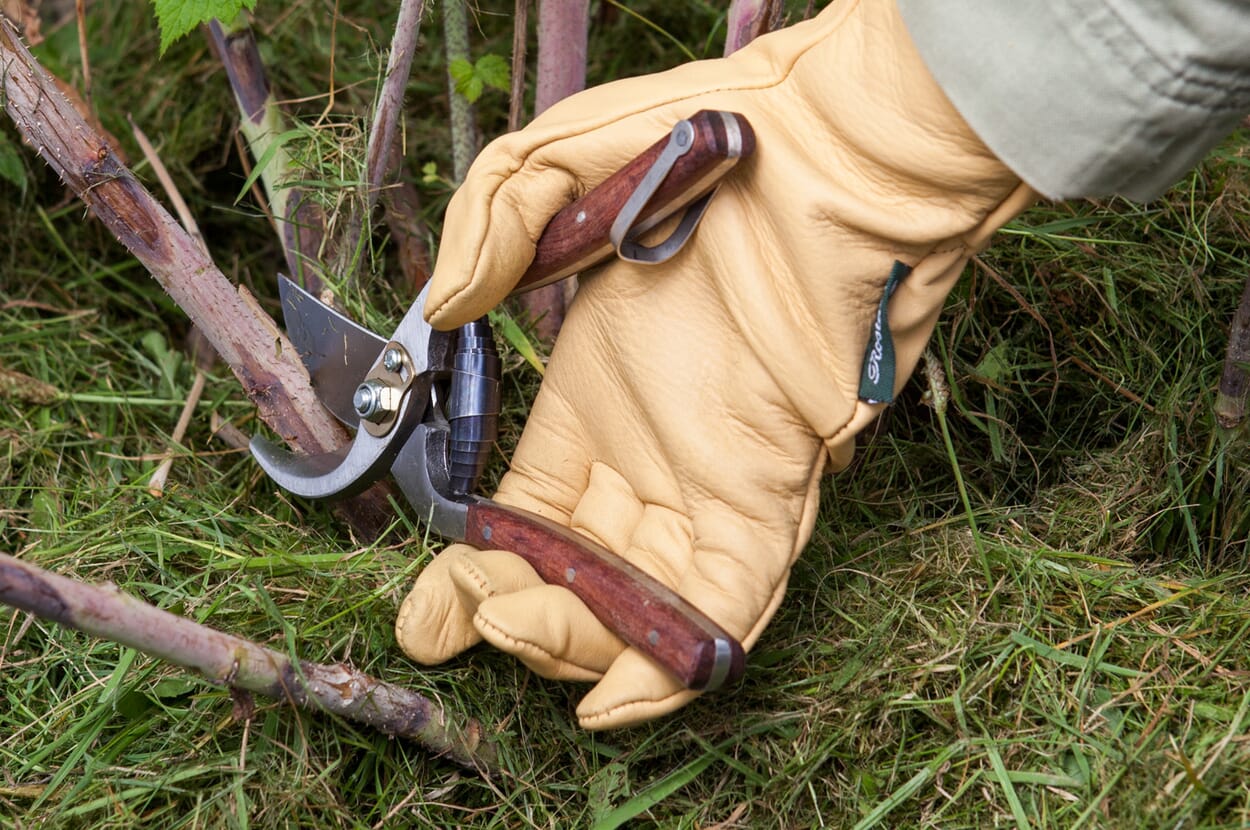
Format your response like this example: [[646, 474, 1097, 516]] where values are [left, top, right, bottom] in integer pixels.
[[443, 0, 478, 183], [0, 14, 395, 537], [335, 0, 431, 290], [0, 553, 498, 773]]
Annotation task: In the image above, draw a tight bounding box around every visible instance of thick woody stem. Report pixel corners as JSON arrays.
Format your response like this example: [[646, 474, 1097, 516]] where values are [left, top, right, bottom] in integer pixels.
[[534, 0, 586, 116], [443, 0, 478, 183], [0, 553, 498, 772], [517, 0, 588, 340], [0, 16, 395, 537], [0, 21, 332, 452], [724, 0, 782, 56]]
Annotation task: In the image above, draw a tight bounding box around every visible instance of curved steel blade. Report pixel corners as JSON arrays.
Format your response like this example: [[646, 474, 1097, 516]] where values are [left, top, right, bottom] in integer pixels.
[[252, 283, 452, 500], [278, 275, 387, 426]]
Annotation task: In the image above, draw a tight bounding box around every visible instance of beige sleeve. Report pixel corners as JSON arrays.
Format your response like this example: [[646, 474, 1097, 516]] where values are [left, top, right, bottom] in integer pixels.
[[898, 0, 1250, 201]]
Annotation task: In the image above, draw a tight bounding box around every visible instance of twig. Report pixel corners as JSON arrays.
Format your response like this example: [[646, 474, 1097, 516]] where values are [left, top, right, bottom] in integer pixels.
[[0, 15, 395, 537], [1215, 274, 1250, 429], [507, 0, 528, 133], [210, 410, 252, 451], [146, 370, 207, 497], [0, 553, 498, 773], [128, 116, 217, 495]]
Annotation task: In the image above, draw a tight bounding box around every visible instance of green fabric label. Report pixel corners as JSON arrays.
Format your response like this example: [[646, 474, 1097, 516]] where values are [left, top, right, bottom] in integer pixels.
[[858, 261, 912, 404]]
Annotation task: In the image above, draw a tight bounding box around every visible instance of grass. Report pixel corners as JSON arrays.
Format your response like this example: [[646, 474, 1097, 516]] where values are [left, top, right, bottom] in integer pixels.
[[3, 1, 1250, 827]]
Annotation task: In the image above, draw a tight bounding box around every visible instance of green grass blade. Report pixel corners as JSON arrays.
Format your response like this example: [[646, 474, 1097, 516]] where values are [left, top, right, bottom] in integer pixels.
[[985, 743, 1031, 830], [851, 743, 965, 830], [591, 751, 716, 830]]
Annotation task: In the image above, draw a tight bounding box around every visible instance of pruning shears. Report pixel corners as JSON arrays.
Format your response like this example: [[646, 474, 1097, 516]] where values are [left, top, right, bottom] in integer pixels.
[[251, 111, 755, 692]]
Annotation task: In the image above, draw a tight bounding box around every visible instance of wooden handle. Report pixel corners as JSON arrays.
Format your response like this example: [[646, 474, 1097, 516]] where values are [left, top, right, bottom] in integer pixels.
[[463, 500, 746, 692], [515, 110, 756, 293]]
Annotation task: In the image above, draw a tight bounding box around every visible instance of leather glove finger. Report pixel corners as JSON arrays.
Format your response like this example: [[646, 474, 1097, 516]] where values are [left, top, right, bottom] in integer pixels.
[[395, 544, 543, 664], [475, 584, 623, 682]]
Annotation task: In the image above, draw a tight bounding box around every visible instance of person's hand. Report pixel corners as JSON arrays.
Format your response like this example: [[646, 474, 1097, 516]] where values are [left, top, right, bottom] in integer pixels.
[[395, 0, 1036, 730]]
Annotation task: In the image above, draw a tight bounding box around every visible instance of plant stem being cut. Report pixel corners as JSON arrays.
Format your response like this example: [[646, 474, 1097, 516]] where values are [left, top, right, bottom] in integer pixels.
[[0, 12, 396, 537], [0, 553, 498, 773]]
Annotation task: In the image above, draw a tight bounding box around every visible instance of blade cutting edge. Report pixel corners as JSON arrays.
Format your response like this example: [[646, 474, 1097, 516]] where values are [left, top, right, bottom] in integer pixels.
[[277, 274, 387, 426]]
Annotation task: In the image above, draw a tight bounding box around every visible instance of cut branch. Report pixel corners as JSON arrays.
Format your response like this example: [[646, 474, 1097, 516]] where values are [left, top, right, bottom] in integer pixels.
[[0, 553, 498, 772], [0, 15, 395, 537], [507, 0, 528, 132]]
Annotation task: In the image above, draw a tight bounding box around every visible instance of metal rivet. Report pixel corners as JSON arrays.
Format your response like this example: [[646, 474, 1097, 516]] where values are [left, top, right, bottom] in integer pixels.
[[576, 210, 587, 224], [565, 567, 576, 583], [482, 524, 492, 541], [648, 630, 659, 646]]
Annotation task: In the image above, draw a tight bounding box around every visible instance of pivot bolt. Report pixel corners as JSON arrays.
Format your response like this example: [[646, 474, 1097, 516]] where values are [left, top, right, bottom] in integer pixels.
[[353, 380, 400, 422]]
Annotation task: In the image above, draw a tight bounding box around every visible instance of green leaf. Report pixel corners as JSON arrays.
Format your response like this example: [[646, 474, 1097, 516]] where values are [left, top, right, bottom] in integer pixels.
[[448, 57, 479, 102], [235, 128, 304, 203], [474, 54, 511, 93], [113, 690, 155, 720], [152, 0, 258, 54], [488, 308, 545, 376], [151, 677, 198, 699], [449, 54, 511, 103]]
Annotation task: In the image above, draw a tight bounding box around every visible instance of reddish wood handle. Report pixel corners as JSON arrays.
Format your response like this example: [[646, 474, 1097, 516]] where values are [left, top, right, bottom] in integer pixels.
[[515, 110, 755, 293], [463, 500, 745, 691]]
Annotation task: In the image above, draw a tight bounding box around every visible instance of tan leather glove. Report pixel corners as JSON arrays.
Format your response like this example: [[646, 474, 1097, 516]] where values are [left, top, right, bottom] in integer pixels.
[[396, 0, 1037, 730]]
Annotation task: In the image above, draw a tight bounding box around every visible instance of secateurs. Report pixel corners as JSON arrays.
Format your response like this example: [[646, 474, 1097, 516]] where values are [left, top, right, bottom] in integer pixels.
[[251, 111, 755, 692]]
